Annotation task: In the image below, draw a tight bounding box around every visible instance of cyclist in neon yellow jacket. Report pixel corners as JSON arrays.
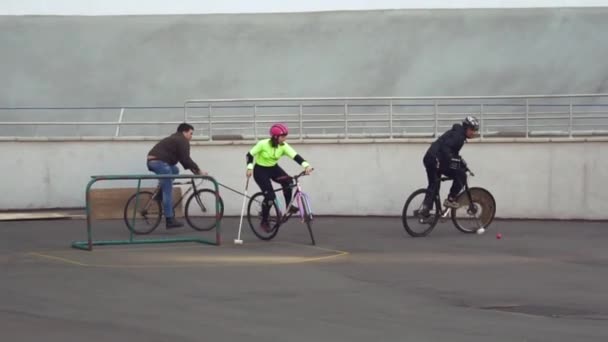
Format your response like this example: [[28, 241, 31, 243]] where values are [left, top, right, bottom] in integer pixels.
[[246, 123, 313, 230]]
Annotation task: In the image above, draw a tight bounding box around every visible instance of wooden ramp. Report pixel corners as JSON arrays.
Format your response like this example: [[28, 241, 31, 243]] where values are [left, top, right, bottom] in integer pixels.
[[89, 187, 183, 219], [0, 188, 184, 221]]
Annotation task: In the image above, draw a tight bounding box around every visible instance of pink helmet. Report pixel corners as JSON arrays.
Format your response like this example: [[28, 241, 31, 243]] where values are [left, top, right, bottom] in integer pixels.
[[269, 123, 289, 137]]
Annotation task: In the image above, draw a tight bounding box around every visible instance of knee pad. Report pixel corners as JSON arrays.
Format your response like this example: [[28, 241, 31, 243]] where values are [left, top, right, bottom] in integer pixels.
[[261, 191, 275, 206]]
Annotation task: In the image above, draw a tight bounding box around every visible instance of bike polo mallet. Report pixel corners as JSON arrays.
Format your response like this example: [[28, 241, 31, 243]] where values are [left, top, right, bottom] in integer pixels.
[[234, 177, 250, 245]]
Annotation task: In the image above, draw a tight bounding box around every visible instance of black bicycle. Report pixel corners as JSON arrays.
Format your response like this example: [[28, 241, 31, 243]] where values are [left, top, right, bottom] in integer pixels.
[[123, 178, 224, 234], [402, 167, 496, 237], [246, 171, 316, 245]]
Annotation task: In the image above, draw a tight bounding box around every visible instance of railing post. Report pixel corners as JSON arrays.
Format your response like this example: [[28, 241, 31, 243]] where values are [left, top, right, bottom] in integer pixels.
[[344, 103, 349, 139], [253, 104, 258, 140], [208, 104, 213, 141], [569, 100, 573, 138], [480, 104, 484, 139], [183, 101, 188, 122], [389, 100, 394, 139], [434, 100, 439, 137], [115, 108, 125, 137], [299, 104, 304, 142], [525, 99, 529, 138]]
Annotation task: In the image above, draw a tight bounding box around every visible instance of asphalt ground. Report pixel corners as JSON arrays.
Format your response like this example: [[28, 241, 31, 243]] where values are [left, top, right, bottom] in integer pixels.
[[1, 217, 607, 341]]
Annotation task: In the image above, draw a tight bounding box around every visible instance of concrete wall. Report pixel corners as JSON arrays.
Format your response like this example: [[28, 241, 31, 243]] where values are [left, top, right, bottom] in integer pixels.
[[1, 139, 606, 219], [2, 8, 608, 108], [5, 1, 608, 15]]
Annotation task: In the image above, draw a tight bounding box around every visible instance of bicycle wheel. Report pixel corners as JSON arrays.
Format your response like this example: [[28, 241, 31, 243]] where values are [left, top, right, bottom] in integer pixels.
[[451, 187, 497, 233], [402, 189, 441, 237], [123, 191, 162, 234], [300, 193, 316, 245], [185, 189, 225, 231], [247, 192, 280, 241]]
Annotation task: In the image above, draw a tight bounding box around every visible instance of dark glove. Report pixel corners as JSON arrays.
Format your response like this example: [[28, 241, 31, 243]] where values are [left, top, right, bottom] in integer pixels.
[[449, 157, 461, 170]]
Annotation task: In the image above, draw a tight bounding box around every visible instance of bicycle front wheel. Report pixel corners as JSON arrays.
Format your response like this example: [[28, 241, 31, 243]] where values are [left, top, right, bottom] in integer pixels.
[[300, 193, 316, 245], [123, 191, 162, 235], [451, 187, 496, 233], [185, 189, 225, 231], [402, 189, 440, 237], [247, 192, 280, 241]]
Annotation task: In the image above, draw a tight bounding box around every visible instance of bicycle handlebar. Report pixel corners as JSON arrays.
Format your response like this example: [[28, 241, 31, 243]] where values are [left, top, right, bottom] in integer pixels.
[[297, 167, 315, 179], [277, 168, 314, 182]]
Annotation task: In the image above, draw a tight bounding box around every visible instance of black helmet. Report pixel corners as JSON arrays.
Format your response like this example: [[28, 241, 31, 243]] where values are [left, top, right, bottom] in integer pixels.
[[462, 116, 480, 131]]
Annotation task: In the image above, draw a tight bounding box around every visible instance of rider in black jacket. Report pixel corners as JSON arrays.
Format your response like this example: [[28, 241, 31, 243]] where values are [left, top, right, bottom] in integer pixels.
[[419, 116, 480, 217]]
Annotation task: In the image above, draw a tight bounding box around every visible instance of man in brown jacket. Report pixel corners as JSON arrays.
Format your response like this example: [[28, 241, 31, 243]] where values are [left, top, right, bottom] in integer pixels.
[[147, 123, 207, 228]]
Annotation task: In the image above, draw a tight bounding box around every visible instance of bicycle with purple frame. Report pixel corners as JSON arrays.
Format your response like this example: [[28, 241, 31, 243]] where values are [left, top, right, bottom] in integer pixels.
[[246, 170, 316, 245]]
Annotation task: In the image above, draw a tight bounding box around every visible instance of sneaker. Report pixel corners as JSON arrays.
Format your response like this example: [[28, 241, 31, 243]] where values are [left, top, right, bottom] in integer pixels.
[[444, 197, 460, 209], [166, 217, 184, 229]]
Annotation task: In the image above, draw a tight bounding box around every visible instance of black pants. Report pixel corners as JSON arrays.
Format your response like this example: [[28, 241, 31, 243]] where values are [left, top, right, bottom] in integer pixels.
[[253, 164, 294, 220], [422, 153, 466, 208]]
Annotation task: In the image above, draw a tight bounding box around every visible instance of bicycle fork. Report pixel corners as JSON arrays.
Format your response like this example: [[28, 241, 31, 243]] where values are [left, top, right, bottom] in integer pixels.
[[276, 184, 312, 224]]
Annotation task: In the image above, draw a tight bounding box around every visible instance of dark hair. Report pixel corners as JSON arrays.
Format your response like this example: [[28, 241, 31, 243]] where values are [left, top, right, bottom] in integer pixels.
[[177, 123, 194, 133], [270, 136, 279, 147]]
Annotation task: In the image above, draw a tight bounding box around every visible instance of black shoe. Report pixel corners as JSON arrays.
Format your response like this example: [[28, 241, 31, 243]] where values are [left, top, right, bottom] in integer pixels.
[[260, 220, 271, 232], [166, 217, 184, 229], [414, 204, 431, 218], [417, 207, 431, 218]]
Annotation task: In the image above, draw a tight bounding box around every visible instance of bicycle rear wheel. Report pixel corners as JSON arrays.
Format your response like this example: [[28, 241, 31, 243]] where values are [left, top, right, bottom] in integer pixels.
[[247, 192, 281, 241], [185, 189, 225, 231], [123, 191, 162, 234], [402, 189, 441, 237], [451, 187, 496, 233]]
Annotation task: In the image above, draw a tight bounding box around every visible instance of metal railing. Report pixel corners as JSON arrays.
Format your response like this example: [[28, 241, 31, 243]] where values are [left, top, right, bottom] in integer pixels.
[[2, 94, 608, 139], [183, 94, 608, 140], [0, 106, 187, 138]]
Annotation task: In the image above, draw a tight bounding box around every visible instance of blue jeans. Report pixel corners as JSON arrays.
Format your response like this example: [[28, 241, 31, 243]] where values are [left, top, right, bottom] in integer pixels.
[[147, 160, 179, 218]]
